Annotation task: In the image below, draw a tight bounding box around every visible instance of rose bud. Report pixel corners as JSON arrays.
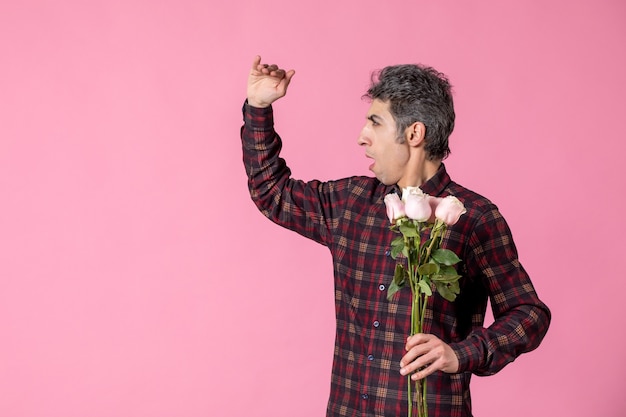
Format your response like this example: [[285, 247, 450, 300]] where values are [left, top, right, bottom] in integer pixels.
[[434, 196, 467, 226], [384, 193, 406, 224], [403, 188, 432, 222]]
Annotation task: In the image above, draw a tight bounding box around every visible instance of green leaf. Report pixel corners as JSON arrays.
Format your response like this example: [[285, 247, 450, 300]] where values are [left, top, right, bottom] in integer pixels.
[[435, 283, 456, 302], [431, 248, 461, 266], [435, 281, 460, 302], [393, 264, 406, 285], [439, 265, 457, 275], [390, 236, 404, 259], [417, 280, 433, 296], [417, 262, 439, 276], [431, 265, 462, 283], [431, 273, 462, 284], [391, 235, 404, 247], [399, 223, 419, 237], [387, 280, 403, 301]]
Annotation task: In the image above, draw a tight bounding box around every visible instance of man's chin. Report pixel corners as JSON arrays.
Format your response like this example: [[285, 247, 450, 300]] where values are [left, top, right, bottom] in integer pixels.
[[376, 176, 395, 186]]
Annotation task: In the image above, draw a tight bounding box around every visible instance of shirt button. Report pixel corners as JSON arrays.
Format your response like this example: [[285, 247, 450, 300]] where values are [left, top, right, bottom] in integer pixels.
[[373, 320, 380, 328], [367, 354, 375, 361], [379, 284, 385, 291], [361, 394, 369, 400], [385, 250, 391, 256]]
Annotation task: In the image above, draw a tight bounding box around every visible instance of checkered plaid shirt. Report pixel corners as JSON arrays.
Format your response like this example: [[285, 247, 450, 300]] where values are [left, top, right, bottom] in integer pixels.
[[241, 102, 550, 417]]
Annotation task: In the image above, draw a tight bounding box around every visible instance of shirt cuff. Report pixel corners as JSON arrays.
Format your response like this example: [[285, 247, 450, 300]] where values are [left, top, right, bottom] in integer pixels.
[[449, 335, 487, 374], [243, 100, 274, 129]]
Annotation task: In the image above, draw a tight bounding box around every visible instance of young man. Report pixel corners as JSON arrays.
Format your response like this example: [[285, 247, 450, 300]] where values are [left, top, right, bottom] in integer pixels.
[[241, 55, 550, 417]]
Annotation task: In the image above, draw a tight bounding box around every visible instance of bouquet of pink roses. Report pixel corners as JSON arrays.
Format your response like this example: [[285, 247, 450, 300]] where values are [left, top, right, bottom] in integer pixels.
[[384, 187, 466, 417]]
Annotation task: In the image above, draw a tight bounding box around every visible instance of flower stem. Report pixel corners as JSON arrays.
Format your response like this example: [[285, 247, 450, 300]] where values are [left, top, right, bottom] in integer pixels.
[[408, 375, 413, 416], [423, 377, 428, 417], [422, 225, 441, 263], [420, 295, 428, 339], [405, 221, 445, 417]]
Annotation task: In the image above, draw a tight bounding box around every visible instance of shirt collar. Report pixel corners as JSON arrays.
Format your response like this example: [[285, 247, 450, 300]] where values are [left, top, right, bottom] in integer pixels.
[[382, 164, 452, 199], [418, 163, 452, 197]]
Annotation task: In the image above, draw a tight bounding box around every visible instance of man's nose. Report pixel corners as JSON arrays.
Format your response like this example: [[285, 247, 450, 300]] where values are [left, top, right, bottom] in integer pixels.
[[357, 128, 370, 146]]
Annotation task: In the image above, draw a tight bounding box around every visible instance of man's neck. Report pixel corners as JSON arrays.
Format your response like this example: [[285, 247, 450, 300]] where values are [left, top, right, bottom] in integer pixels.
[[398, 159, 441, 189]]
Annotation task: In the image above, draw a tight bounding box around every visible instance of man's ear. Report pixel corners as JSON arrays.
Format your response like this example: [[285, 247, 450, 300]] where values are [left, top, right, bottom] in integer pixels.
[[405, 122, 426, 147]]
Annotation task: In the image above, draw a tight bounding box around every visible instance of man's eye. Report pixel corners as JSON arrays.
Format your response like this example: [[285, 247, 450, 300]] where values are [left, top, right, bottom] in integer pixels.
[[367, 116, 380, 127]]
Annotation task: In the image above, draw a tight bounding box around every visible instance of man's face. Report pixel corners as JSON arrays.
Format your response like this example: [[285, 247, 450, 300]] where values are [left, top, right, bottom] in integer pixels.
[[358, 99, 411, 186]]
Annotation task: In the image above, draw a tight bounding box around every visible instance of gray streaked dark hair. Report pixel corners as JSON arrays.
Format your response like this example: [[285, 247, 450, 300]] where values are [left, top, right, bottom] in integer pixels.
[[364, 64, 455, 160]]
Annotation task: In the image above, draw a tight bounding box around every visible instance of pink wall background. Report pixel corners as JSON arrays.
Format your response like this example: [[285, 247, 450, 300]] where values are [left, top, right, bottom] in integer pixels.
[[1, 1, 625, 416]]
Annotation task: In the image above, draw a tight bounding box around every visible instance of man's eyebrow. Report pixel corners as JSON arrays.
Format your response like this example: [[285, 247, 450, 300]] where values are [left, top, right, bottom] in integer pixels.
[[367, 114, 383, 123]]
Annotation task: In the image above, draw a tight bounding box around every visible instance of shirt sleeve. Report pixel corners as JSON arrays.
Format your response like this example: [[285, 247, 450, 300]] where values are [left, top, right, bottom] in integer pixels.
[[241, 101, 347, 246], [450, 205, 551, 375]]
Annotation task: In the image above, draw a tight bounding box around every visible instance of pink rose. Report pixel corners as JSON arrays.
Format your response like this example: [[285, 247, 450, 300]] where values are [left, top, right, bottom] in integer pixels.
[[402, 187, 432, 222], [425, 196, 443, 223], [401, 186, 423, 201], [434, 195, 467, 226], [384, 193, 405, 224]]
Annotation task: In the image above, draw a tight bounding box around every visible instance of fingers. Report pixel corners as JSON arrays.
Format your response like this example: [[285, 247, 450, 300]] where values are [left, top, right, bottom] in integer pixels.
[[251, 55, 272, 74], [261, 65, 285, 77], [400, 337, 437, 379], [401, 352, 438, 381], [251, 55, 294, 80], [247, 55, 295, 107], [399, 334, 459, 381], [284, 69, 296, 83], [251, 55, 262, 70]]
